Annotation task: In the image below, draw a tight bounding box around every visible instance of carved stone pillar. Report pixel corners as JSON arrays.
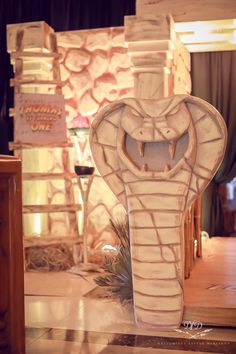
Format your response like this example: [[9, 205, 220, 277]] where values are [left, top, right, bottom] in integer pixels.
[[124, 15, 191, 99], [7, 22, 78, 241]]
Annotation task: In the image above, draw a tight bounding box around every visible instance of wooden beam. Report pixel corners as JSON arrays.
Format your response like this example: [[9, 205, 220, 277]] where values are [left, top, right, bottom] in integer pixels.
[[11, 51, 62, 59], [23, 204, 81, 213], [24, 235, 83, 245], [136, 0, 236, 22], [10, 78, 65, 87], [135, 1, 236, 52], [9, 142, 73, 150], [23, 172, 78, 180]]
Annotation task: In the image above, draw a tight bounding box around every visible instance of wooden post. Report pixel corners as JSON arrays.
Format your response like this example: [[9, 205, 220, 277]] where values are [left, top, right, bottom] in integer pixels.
[[124, 15, 191, 99]]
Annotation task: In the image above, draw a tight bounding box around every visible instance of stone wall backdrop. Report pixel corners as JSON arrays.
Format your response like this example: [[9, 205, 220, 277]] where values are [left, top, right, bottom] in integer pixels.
[[56, 27, 134, 250]]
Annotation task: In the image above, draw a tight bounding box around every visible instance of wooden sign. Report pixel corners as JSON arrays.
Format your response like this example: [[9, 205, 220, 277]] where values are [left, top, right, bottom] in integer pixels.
[[14, 93, 67, 144]]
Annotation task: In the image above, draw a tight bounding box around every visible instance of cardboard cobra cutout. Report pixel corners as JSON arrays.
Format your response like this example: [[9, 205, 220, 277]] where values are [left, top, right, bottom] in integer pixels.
[[90, 94, 227, 329]]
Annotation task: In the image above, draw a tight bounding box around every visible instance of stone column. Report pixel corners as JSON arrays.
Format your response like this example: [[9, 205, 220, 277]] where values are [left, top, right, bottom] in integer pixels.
[[124, 15, 191, 99], [7, 22, 54, 237], [7, 22, 77, 240]]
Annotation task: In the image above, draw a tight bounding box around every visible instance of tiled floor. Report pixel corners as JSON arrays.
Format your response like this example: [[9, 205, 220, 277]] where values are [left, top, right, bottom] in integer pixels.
[[25, 271, 236, 354], [26, 327, 235, 354]]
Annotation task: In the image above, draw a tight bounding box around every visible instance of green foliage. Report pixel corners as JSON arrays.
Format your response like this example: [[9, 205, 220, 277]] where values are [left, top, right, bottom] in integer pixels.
[[95, 218, 133, 304]]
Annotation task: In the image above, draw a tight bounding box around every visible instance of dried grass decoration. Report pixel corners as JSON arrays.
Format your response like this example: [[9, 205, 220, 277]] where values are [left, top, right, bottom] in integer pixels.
[[25, 243, 75, 272], [95, 218, 133, 304]]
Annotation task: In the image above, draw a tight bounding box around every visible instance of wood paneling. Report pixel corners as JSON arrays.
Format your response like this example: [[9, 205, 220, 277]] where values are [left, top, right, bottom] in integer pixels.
[[184, 237, 236, 327], [0, 156, 25, 354]]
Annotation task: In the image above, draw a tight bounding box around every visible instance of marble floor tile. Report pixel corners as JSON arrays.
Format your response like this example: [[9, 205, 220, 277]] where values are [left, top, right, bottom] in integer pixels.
[[24, 271, 236, 354], [26, 339, 104, 354], [25, 294, 180, 337], [26, 327, 236, 353], [25, 273, 236, 342], [56, 297, 138, 333], [25, 295, 82, 328], [26, 294, 236, 343], [25, 271, 96, 297], [26, 339, 216, 354], [25, 327, 51, 343]]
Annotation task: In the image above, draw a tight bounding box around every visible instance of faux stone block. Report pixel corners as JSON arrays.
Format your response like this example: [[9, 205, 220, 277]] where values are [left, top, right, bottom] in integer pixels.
[[125, 15, 175, 42], [65, 49, 90, 72], [7, 21, 54, 52]]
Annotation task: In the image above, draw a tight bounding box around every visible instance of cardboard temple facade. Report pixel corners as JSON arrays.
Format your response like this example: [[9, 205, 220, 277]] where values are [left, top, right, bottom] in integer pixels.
[[3, 2, 236, 352], [90, 94, 227, 329]]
